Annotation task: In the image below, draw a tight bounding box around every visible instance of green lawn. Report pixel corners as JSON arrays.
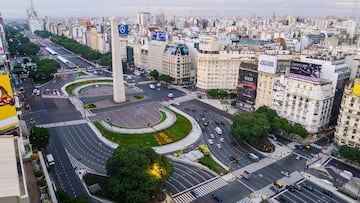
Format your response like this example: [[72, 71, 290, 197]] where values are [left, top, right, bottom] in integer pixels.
[[198, 156, 226, 175], [77, 71, 88, 77], [93, 110, 192, 146], [65, 79, 112, 95], [133, 95, 145, 100]]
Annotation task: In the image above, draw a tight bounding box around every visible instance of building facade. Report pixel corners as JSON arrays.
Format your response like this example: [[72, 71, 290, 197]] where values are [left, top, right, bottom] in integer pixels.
[[335, 79, 360, 147], [196, 51, 240, 90], [162, 44, 191, 85], [148, 40, 167, 73], [272, 76, 334, 133]]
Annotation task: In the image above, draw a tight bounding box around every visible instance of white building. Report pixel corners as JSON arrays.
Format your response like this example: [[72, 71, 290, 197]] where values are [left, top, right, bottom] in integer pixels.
[[148, 40, 167, 73], [0, 136, 29, 203], [26, 2, 43, 33], [335, 79, 360, 148], [196, 51, 240, 90], [272, 76, 334, 133]]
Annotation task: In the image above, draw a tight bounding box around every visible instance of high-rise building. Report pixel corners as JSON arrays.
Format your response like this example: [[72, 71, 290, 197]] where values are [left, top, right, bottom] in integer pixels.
[[137, 12, 151, 35], [26, 0, 44, 33], [300, 55, 351, 126], [162, 44, 191, 85], [335, 79, 360, 147], [148, 40, 167, 73], [272, 75, 334, 133]]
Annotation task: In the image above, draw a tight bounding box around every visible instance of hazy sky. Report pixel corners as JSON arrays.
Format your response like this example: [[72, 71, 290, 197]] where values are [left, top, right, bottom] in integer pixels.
[[1, 0, 356, 19]]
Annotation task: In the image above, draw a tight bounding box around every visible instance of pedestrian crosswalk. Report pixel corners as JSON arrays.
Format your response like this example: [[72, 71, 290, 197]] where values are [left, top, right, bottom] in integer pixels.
[[37, 119, 88, 128], [172, 177, 228, 203], [237, 197, 255, 203]]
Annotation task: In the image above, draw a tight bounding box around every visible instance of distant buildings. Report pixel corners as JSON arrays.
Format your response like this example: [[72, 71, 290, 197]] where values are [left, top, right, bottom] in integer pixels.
[[26, 1, 43, 33]]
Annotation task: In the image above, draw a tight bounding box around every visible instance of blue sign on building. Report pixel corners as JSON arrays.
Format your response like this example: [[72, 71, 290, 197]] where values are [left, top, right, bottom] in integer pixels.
[[118, 24, 129, 35]]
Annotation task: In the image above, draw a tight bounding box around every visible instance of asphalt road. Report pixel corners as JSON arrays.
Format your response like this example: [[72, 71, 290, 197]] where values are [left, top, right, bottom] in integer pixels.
[[177, 100, 258, 170], [166, 161, 216, 194], [274, 180, 347, 203], [325, 158, 360, 178], [241, 154, 307, 191]]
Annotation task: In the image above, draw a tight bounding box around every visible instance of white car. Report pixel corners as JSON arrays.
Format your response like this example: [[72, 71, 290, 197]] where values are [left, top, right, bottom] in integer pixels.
[[296, 155, 301, 160], [168, 93, 174, 98], [216, 144, 222, 149], [210, 134, 215, 139], [281, 171, 290, 177], [156, 82, 161, 87], [219, 137, 225, 143], [208, 139, 214, 145]]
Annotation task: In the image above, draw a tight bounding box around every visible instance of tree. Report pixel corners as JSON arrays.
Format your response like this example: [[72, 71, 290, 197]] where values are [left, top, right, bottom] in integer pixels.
[[100, 53, 112, 66], [158, 74, 172, 84], [106, 145, 173, 203], [23, 57, 30, 64], [29, 127, 50, 151], [149, 70, 159, 80], [230, 100, 237, 107], [218, 90, 228, 99], [256, 106, 279, 127], [207, 89, 219, 98], [34, 30, 51, 38], [231, 112, 270, 145], [55, 189, 88, 203], [339, 146, 360, 164]]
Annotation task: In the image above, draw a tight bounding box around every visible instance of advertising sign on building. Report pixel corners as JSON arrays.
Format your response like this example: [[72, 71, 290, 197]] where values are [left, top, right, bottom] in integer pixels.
[[118, 24, 129, 36], [85, 21, 91, 26], [199, 35, 212, 52], [151, 31, 166, 41], [258, 55, 277, 74], [237, 70, 258, 105], [0, 74, 19, 131], [289, 61, 321, 83], [353, 79, 360, 96]]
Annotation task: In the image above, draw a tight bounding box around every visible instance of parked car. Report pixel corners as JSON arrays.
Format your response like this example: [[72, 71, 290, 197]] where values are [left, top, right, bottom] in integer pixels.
[[322, 189, 334, 197], [301, 182, 314, 191], [281, 171, 290, 177], [286, 185, 296, 192], [270, 185, 280, 193], [212, 194, 223, 202]]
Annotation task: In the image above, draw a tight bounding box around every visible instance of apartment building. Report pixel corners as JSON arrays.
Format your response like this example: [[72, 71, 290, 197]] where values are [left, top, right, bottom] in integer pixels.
[[255, 55, 292, 109], [196, 51, 240, 90], [0, 136, 29, 203], [300, 55, 351, 126], [335, 79, 360, 147], [273, 76, 334, 133], [148, 40, 167, 73], [162, 44, 191, 85]]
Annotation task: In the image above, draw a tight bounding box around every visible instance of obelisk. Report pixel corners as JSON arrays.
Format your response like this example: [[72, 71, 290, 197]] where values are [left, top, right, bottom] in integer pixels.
[[111, 17, 126, 103]]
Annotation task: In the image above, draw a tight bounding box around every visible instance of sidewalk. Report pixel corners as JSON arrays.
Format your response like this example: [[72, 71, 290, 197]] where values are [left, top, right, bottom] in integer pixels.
[[197, 99, 239, 115]]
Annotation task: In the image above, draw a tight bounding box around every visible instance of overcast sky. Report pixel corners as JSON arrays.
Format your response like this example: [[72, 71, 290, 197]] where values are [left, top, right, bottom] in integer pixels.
[[0, 0, 356, 19]]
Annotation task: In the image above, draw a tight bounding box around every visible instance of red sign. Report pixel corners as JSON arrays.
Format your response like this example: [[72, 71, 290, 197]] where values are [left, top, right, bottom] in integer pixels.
[[85, 21, 91, 26]]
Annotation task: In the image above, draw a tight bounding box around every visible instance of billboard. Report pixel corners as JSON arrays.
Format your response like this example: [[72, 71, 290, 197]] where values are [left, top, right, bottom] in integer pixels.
[[258, 55, 277, 74], [118, 24, 129, 36], [353, 79, 360, 96], [151, 31, 166, 41], [237, 70, 258, 105], [0, 74, 19, 131], [289, 61, 321, 83], [85, 21, 91, 26]]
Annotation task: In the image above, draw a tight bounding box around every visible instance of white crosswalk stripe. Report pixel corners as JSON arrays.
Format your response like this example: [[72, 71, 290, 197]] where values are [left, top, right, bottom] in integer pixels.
[[172, 177, 228, 203], [237, 197, 255, 203], [37, 119, 88, 128]]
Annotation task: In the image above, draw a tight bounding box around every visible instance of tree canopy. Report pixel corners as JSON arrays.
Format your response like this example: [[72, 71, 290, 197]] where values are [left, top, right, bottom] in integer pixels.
[[106, 145, 173, 203], [207, 89, 229, 99], [34, 30, 52, 38], [149, 70, 159, 80], [55, 189, 88, 203], [29, 59, 60, 84], [158, 74, 172, 84], [5, 26, 40, 57], [231, 112, 270, 145], [29, 127, 50, 150], [339, 145, 360, 165]]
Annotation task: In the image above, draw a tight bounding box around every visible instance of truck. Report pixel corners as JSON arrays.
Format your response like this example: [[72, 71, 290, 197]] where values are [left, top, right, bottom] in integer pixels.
[[199, 144, 211, 156], [243, 170, 251, 180], [46, 154, 55, 166]]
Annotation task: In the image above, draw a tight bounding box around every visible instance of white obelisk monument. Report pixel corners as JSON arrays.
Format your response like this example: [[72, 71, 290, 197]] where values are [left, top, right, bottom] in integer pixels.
[[111, 17, 126, 103]]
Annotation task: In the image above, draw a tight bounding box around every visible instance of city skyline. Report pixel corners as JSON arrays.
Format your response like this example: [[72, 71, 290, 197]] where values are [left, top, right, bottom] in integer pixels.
[[1, 0, 357, 19]]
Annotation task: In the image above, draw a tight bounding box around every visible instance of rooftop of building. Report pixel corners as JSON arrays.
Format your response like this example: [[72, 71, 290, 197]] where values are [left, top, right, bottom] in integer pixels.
[[239, 62, 258, 70], [0, 136, 24, 198], [164, 44, 189, 55]]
